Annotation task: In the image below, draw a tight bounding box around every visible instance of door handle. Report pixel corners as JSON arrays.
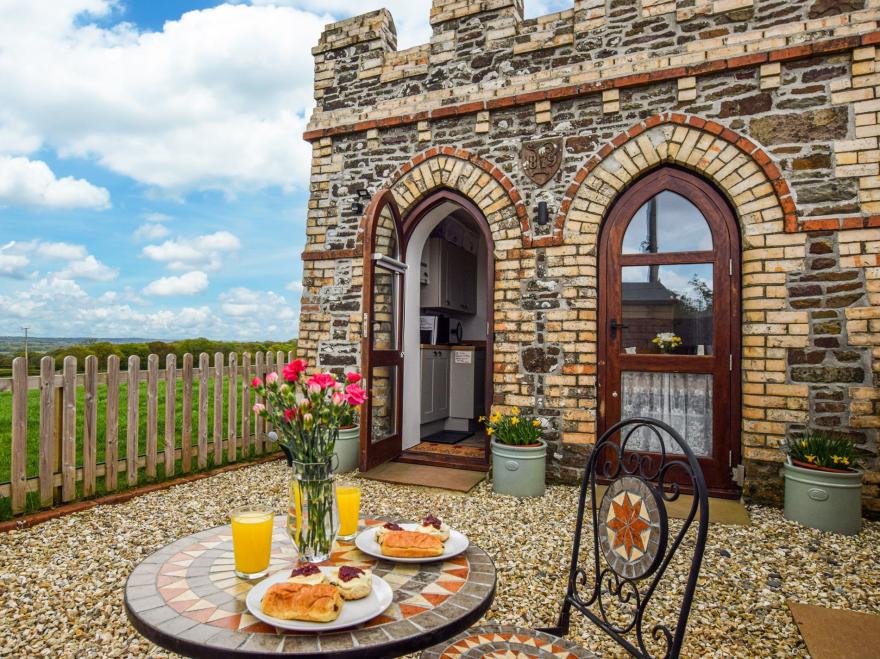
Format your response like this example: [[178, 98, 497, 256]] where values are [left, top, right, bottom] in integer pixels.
[[610, 319, 628, 339]]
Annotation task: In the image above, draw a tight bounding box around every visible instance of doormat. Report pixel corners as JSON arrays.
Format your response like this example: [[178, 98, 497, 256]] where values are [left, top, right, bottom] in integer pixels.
[[788, 602, 880, 659], [420, 430, 474, 445], [358, 462, 486, 493], [594, 486, 751, 525], [409, 442, 485, 458]]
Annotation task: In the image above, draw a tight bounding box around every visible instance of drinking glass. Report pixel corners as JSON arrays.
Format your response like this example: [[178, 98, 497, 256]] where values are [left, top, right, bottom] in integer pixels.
[[335, 485, 361, 541], [231, 505, 274, 580]]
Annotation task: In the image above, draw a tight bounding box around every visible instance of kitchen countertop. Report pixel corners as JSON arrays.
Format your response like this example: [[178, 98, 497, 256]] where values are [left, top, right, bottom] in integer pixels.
[[420, 343, 486, 351]]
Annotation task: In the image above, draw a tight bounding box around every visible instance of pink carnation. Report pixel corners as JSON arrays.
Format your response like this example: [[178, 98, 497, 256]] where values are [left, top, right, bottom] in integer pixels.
[[251, 377, 262, 388], [266, 371, 278, 385], [345, 371, 362, 384], [252, 403, 266, 414], [307, 372, 336, 390], [307, 382, 322, 395], [344, 383, 367, 406], [282, 359, 306, 382], [331, 391, 345, 406], [284, 408, 296, 422]]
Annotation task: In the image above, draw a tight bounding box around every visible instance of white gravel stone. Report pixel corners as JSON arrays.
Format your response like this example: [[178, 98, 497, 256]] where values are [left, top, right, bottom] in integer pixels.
[[0, 460, 877, 658]]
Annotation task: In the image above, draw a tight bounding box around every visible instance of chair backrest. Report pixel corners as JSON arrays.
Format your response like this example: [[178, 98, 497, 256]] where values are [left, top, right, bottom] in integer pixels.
[[553, 417, 709, 659]]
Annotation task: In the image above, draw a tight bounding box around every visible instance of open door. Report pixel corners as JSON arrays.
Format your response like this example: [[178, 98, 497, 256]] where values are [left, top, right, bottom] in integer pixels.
[[360, 192, 406, 471]]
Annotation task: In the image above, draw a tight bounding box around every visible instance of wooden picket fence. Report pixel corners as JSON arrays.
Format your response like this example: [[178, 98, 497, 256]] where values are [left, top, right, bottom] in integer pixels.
[[1, 350, 294, 516]]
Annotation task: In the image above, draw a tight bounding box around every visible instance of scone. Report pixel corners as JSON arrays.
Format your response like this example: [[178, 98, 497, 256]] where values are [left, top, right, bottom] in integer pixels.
[[287, 563, 325, 586], [261, 582, 342, 622], [326, 566, 372, 600], [380, 530, 444, 558], [415, 514, 450, 542], [374, 522, 404, 544]]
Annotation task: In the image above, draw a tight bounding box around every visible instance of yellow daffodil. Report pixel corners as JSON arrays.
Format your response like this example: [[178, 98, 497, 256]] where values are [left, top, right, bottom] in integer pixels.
[[511, 417, 519, 425], [511, 406, 520, 415], [486, 427, 494, 435], [841, 457, 850, 465], [491, 413, 501, 424], [478, 416, 486, 422], [800, 440, 807, 448], [805, 454, 817, 464], [532, 419, 541, 427], [832, 455, 842, 464]]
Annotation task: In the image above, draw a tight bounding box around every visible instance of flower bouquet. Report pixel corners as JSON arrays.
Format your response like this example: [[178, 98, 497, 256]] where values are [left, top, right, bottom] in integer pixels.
[[652, 332, 682, 354], [251, 359, 366, 562]]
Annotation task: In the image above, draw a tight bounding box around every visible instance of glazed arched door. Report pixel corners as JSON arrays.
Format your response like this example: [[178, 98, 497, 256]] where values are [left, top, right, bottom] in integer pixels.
[[599, 168, 741, 496], [361, 192, 406, 471]]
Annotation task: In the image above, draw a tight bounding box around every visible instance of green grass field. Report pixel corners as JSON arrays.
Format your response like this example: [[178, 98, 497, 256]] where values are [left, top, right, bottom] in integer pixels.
[[0, 376, 270, 518]]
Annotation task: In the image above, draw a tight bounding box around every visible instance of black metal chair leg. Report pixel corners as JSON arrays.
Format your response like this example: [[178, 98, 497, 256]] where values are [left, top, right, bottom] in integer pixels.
[[536, 598, 571, 636]]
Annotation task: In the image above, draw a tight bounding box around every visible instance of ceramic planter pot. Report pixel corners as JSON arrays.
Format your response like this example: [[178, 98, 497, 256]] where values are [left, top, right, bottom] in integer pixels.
[[491, 438, 546, 498], [783, 459, 863, 535], [333, 425, 360, 474]]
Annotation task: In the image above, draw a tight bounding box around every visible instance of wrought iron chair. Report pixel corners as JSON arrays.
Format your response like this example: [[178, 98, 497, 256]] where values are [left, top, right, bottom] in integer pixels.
[[420, 417, 710, 659]]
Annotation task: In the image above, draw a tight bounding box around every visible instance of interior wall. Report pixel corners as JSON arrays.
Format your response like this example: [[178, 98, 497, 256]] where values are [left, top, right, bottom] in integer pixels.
[[402, 201, 459, 450]]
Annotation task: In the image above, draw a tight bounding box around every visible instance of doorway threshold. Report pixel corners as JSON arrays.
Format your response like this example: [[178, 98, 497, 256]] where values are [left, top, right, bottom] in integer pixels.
[[396, 450, 488, 472], [359, 462, 486, 493]]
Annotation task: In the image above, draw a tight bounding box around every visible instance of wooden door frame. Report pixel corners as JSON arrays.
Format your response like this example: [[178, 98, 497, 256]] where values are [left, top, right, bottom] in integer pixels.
[[360, 190, 406, 471], [597, 166, 742, 498]]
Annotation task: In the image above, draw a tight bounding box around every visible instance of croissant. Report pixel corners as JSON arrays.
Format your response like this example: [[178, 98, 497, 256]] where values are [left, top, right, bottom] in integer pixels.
[[261, 582, 343, 622], [380, 530, 444, 558]]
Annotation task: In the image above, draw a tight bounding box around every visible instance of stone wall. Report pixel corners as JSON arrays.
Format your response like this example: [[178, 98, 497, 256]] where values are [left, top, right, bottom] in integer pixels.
[[299, 0, 880, 512]]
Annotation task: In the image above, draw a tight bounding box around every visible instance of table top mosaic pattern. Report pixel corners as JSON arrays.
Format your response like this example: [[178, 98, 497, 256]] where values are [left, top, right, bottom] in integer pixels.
[[125, 517, 496, 658], [419, 624, 596, 659]]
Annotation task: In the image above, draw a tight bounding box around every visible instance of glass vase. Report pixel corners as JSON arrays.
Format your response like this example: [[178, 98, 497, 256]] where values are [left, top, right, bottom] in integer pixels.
[[287, 458, 339, 563]]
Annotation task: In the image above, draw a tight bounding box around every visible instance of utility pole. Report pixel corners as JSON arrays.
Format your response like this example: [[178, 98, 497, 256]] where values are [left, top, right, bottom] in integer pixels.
[[21, 326, 29, 371]]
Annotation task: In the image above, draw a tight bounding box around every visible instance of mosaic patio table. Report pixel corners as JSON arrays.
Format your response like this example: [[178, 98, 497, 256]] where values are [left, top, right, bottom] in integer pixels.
[[124, 517, 496, 658]]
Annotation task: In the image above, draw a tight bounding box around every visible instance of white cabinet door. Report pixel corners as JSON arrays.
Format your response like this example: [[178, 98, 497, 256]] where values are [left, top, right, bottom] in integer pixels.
[[433, 352, 450, 420], [421, 350, 435, 422]]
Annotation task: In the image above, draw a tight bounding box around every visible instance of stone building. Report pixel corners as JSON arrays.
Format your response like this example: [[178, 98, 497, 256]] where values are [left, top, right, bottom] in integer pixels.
[[297, 0, 880, 511]]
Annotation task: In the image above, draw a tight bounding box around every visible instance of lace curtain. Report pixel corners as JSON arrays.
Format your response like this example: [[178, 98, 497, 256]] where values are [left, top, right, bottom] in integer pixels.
[[620, 371, 712, 456]]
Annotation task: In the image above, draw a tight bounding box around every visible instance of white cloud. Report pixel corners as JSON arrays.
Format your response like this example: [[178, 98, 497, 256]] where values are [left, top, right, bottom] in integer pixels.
[[142, 212, 171, 223], [37, 241, 88, 260], [133, 223, 171, 241], [0, 252, 30, 278], [143, 270, 209, 296], [0, 155, 110, 209], [0, 1, 324, 195], [220, 286, 296, 319], [286, 279, 303, 293], [57, 254, 118, 281], [142, 230, 241, 271]]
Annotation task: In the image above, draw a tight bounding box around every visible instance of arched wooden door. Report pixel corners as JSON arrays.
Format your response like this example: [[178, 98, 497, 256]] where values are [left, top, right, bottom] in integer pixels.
[[598, 167, 741, 497], [360, 192, 407, 471]]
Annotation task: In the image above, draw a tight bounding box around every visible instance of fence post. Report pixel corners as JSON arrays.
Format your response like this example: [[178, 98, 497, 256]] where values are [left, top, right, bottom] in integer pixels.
[[127, 355, 140, 486], [83, 355, 98, 497], [182, 353, 193, 473], [61, 356, 76, 502], [105, 355, 119, 492], [241, 352, 251, 457], [198, 353, 209, 469], [11, 357, 27, 514], [146, 354, 159, 479], [164, 353, 177, 477], [228, 352, 238, 463], [213, 352, 223, 466], [39, 356, 55, 507]]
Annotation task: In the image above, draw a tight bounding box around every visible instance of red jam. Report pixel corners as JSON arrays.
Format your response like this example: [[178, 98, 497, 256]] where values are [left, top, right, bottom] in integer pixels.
[[383, 522, 403, 531], [338, 566, 364, 582], [291, 563, 321, 577], [422, 514, 443, 530]]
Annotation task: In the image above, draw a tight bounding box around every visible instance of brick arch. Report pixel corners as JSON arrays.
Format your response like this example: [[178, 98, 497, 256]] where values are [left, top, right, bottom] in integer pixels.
[[363, 146, 533, 249], [557, 112, 797, 244]]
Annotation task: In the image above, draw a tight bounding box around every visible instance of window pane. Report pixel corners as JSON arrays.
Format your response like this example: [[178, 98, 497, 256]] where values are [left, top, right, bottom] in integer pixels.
[[371, 266, 398, 350], [369, 365, 397, 443], [375, 204, 398, 259], [621, 264, 713, 355], [622, 191, 713, 254], [621, 371, 713, 456]]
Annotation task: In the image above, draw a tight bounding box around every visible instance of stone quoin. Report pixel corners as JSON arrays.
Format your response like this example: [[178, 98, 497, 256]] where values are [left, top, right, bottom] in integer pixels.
[[297, 0, 880, 512]]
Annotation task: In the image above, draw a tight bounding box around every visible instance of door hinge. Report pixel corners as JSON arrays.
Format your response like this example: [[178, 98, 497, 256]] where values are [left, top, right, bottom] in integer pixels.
[[362, 313, 369, 338], [400, 352, 405, 359], [729, 258, 733, 276], [731, 464, 745, 487], [729, 354, 733, 371], [487, 322, 490, 337]]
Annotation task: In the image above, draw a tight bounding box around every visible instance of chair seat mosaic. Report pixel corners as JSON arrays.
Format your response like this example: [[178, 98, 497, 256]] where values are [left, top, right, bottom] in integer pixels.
[[419, 624, 596, 659]]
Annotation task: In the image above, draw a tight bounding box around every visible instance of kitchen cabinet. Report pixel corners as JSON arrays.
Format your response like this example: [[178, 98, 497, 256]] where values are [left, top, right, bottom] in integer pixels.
[[420, 238, 477, 315], [420, 348, 450, 424]]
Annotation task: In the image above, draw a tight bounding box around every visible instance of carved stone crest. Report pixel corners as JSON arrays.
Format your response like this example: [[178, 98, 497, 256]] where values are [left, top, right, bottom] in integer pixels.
[[520, 137, 564, 186]]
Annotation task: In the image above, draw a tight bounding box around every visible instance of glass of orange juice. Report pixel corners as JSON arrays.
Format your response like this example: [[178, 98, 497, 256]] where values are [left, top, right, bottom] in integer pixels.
[[231, 505, 274, 579], [335, 486, 361, 541]]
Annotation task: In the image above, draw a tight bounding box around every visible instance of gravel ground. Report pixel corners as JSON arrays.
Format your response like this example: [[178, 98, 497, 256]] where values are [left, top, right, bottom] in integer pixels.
[[0, 460, 878, 658]]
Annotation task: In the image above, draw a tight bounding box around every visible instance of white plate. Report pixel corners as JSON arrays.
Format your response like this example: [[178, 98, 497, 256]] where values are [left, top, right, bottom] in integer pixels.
[[245, 567, 393, 632], [354, 523, 469, 563]]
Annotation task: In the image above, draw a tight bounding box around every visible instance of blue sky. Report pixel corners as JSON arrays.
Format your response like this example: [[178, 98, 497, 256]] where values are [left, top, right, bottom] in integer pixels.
[[0, 0, 570, 341]]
